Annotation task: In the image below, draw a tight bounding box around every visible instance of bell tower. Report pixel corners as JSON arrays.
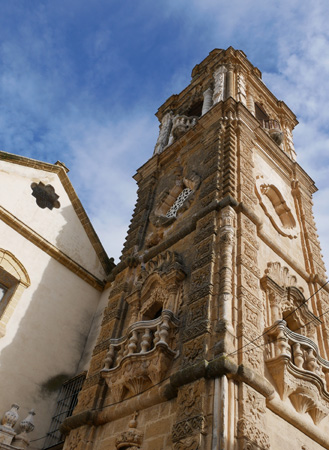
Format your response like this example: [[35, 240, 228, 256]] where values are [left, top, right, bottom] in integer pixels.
[[62, 48, 329, 450]]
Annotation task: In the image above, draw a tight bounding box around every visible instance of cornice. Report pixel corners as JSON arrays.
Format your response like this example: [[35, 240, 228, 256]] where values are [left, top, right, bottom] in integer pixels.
[[0, 206, 105, 291]]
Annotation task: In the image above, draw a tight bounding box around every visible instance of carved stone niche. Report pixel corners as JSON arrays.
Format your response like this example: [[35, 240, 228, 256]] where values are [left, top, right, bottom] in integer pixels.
[[261, 262, 320, 340], [265, 320, 329, 425], [255, 176, 299, 239], [130, 251, 186, 321]]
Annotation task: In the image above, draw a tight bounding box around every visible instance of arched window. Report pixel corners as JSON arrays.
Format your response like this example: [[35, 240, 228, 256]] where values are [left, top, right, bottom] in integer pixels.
[[0, 249, 30, 337]]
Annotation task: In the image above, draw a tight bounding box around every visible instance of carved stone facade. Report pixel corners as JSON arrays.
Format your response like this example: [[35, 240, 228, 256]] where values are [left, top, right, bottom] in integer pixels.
[[59, 47, 329, 450]]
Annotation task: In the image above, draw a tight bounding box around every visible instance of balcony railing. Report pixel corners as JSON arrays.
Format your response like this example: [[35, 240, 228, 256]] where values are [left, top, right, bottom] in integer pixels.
[[171, 115, 198, 140], [101, 310, 179, 401], [265, 320, 329, 424], [258, 119, 284, 145]]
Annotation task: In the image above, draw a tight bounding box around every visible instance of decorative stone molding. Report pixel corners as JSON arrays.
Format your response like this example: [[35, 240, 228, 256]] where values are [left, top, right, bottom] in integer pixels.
[[172, 415, 206, 443], [264, 261, 297, 288], [213, 66, 226, 104], [173, 435, 201, 450], [237, 70, 247, 106], [265, 320, 329, 424], [255, 176, 299, 239], [101, 310, 179, 401]]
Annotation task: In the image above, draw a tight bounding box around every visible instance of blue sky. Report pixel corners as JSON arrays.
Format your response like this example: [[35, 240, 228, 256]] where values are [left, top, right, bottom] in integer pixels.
[[1, 1, 329, 271]]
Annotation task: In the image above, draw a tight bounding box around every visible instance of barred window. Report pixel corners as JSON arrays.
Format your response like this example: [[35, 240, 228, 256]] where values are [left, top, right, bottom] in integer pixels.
[[43, 373, 86, 449]]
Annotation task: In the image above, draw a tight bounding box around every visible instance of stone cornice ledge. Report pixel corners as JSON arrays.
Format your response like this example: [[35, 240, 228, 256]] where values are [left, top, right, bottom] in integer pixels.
[[0, 206, 104, 291], [60, 357, 329, 447]]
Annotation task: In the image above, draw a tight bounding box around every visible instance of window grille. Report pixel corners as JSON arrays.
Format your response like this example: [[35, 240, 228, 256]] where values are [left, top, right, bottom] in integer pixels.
[[165, 187, 192, 218], [43, 373, 86, 449]]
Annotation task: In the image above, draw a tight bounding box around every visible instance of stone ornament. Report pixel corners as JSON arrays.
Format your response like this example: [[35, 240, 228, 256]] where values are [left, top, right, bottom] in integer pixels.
[[116, 412, 143, 450], [213, 65, 226, 104], [173, 435, 201, 450], [237, 71, 247, 105], [1, 404, 19, 431], [255, 176, 299, 239], [31, 181, 60, 210], [153, 111, 174, 155], [0, 404, 35, 448]]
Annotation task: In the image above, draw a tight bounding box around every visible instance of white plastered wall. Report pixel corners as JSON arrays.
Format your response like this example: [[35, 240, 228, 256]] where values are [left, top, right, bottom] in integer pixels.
[[0, 221, 103, 448]]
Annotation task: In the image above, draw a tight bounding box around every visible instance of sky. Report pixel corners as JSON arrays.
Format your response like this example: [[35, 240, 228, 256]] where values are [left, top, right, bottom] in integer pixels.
[[0, 1, 328, 273]]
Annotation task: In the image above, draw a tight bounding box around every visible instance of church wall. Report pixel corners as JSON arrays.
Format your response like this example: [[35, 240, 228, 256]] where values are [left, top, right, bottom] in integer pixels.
[[0, 160, 105, 279], [0, 220, 103, 446]]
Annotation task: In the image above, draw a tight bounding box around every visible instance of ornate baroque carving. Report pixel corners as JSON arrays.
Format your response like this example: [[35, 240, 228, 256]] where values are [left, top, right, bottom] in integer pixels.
[[177, 380, 205, 420], [172, 415, 206, 442], [181, 336, 205, 367]]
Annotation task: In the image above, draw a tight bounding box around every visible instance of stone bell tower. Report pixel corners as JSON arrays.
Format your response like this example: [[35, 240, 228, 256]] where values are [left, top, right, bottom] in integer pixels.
[[61, 48, 329, 450]]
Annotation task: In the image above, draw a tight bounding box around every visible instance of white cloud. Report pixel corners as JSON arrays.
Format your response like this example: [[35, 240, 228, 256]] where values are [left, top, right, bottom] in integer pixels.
[[61, 112, 158, 262]]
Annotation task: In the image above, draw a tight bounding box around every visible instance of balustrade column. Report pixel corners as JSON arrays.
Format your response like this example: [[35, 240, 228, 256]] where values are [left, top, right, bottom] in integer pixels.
[[276, 327, 290, 357], [292, 343, 303, 368], [128, 330, 138, 354], [269, 291, 281, 322], [104, 345, 115, 369], [158, 315, 170, 345], [141, 328, 151, 353]]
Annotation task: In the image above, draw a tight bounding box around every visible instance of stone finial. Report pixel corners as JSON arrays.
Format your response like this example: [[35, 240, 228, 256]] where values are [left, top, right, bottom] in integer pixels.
[[0, 404, 19, 446], [19, 410, 35, 434], [12, 409, 36, 450], [1, 404, 19, 430]]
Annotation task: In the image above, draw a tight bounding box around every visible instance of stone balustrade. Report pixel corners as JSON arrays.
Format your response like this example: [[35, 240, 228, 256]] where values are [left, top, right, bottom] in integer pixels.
[[171, 115, 198, 141], [101, 310, 179, 401], [259, 118, 284, 145], [265, 320, 329, 424]]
